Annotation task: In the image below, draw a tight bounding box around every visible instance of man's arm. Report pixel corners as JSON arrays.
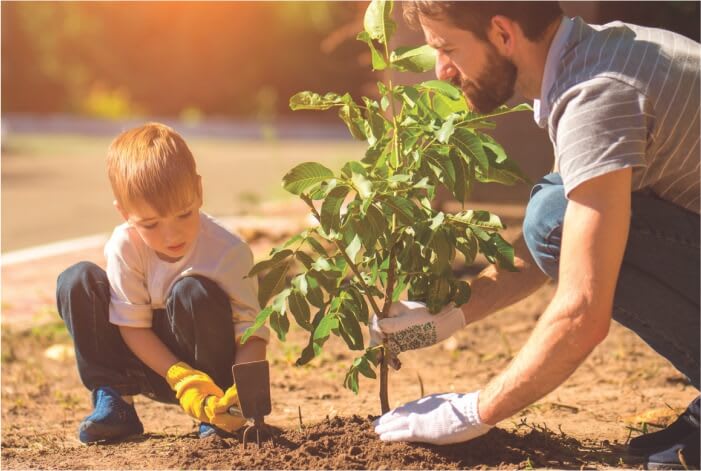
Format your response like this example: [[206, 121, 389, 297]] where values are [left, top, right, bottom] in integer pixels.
[[461, 234, 550, 325], [478, 168, 632, 424]]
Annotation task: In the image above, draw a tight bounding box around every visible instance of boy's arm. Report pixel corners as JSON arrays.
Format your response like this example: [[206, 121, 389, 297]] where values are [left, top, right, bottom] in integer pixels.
[[235, 337, 267, 364], [119, 325, 178, 377]]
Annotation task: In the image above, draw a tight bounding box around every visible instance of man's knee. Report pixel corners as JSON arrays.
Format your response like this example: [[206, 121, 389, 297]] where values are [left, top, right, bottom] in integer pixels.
[[168, 276, 231, 323], [523, 176, 568, 280]]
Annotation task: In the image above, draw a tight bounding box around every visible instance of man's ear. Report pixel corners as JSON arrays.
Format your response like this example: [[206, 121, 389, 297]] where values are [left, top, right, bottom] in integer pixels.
[[113, 200, 130, 223], [488, 15, 518, 56]]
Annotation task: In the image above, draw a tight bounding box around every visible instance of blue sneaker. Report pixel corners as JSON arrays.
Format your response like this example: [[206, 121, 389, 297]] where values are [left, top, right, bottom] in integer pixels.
[[198, 422, 234, 439], [78, 387, 144, 444]]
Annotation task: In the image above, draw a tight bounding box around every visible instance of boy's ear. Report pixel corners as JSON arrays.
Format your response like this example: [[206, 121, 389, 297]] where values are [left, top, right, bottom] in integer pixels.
[[113, 200, 130, 223], [196, 175, 203, 206]]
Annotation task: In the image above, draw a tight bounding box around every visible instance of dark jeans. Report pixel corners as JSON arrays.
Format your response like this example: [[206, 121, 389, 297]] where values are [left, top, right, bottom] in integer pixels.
[[56, 261, 236, 403], [523, 173, 700, 389]]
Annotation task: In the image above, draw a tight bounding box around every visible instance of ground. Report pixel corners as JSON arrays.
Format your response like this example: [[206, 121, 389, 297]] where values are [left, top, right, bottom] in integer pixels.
[[2, 207, 696, 469], [2, 136, 696, 469]]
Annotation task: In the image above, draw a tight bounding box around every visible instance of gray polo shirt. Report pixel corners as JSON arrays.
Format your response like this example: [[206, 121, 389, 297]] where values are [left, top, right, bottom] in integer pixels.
[[537, 17, 700, 214]]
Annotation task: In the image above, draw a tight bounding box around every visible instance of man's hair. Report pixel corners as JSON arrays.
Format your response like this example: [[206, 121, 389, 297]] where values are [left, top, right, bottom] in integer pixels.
[[107, 123, 199, 215], [403, 1, 562, 42]]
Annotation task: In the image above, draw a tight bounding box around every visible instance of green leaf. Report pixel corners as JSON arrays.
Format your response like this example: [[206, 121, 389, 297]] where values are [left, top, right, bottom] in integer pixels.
[[450, 151, 469, 202], [314, 312, 339, 341], [289, 91, 344, 111], [389, 45, 436, 72], [348, 286, 370, 324], [292, 273, 308, 296], [295, 251, 315, 269], [436, 114, 456, 143], [338, 98, 367, 140], [241, 306, 274, 344], [247, 249, 294, 277], [452, 210, 504, 230], [364, 0, 395, 45], [345, 234, 362, 263], [451, 128, 488, 170], [338, 308, 364, 351], [320, 185, 349, 233], [356, 31, 387, 71], [433, 94, 468, 118], [351, 173, 373, 199], [429, 228, 453, 273], [475, 133, 530, 185], [453, 280, 472, 306], [306, 237, 329, 257], [258, 263, 290, 307], [305, 275, 325, 308], [283, 162, 335, 195], [288, 290, 312, 330], [270, 310, 290, 341], [456, 232, 478, 265], [427, 276, 451, 314], [382, 195, 420, 224], [344, 367, 360, 394], [419, 80, 462, 100]]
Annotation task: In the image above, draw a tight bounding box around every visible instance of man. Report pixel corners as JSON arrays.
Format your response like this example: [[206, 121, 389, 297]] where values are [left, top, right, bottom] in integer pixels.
[[370, 2, 700, 468]]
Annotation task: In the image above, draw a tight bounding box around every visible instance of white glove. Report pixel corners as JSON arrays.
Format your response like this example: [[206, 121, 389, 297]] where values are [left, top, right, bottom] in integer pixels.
[[373, 391, 492, 445], [369, 300, 466, 358]]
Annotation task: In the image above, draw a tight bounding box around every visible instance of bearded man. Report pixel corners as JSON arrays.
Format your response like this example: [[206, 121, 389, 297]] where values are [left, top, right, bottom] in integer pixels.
[[369, 3, 700, 469]]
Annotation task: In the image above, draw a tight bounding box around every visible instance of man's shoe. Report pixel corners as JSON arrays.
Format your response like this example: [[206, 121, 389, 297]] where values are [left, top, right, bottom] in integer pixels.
[[78, 387, 144, 444], [630, 396, 700, 455], [198, 422, 234, 439], [646, 429, 700, 470]]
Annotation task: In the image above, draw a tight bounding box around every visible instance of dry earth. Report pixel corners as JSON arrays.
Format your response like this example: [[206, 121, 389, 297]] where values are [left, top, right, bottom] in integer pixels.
[[2, 204, 696, 469]]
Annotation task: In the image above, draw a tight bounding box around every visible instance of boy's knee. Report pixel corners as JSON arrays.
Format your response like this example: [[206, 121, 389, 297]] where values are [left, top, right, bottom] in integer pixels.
[[169, 276, 231, 322], [523, 177, 567, 279], [57, 262, 108, 299]]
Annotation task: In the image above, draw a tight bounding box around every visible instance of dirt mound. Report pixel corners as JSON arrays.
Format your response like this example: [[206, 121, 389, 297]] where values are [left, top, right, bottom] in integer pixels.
[[140, 415, 626, 470]]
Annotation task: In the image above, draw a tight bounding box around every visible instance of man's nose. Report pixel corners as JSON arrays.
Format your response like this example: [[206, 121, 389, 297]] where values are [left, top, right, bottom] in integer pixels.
[[435, 54, 458, 82]]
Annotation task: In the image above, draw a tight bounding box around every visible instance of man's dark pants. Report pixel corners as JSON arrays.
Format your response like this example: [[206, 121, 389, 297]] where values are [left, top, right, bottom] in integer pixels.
[[523, 172, 700, 391], [56, 262, 236, 403]]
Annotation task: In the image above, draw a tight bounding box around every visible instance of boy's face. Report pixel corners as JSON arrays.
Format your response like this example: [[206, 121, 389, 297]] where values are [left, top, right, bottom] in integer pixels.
[[116, 193, 203, 262]]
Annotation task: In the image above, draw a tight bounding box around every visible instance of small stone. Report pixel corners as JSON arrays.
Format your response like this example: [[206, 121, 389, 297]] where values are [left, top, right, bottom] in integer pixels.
[[349, 446, 362, 456]]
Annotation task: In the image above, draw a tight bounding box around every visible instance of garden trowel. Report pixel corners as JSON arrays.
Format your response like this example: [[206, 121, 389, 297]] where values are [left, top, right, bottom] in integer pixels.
[[231, 360, 274, 447]]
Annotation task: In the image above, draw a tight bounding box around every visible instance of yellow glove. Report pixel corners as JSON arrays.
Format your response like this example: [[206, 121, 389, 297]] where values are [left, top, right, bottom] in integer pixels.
[[166, 362, 246, 432], [206, 385, 246, 432]]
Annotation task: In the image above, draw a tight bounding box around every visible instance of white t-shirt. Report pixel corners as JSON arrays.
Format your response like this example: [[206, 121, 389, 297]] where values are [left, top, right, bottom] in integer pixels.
[[104, 212, 270, 343]]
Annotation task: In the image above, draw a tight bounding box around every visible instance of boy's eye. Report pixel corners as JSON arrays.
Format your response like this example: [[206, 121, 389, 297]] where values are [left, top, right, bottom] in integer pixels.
[[178, 210, 193, 219], [141, 222, 158, 230]]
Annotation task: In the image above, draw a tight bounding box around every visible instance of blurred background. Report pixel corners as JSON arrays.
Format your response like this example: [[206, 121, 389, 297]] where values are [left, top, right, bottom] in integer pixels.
[[3, 1, 700, 252]]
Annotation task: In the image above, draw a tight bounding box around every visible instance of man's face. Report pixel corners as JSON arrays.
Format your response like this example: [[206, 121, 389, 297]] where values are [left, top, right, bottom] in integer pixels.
[[420, 15, 517, 114]]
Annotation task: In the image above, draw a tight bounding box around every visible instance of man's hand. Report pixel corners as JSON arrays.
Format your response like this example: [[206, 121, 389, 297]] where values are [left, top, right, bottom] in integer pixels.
[[369, 300, 466, 360], [166, 362, 246, 432], [374, 391, 492, 445]]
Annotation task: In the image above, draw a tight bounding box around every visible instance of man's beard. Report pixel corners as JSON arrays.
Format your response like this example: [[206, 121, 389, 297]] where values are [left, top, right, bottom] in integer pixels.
[[453, 44, 517, 114]]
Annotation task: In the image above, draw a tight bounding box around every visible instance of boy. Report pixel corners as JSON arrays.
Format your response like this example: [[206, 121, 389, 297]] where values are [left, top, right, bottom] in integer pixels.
[[56, 123, 269, 443]]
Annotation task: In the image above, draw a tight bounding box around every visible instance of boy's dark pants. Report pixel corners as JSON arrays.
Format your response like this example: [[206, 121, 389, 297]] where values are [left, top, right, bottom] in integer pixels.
[[56, 262, 236, 403]]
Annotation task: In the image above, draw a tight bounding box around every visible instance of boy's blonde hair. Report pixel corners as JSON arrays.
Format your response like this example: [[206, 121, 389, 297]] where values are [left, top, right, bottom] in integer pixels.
[[107, 123, 200, 215]]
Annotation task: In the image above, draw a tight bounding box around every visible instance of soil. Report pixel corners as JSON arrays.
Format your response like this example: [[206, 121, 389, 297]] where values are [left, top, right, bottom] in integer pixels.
[[2, 208, 697, 469]]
